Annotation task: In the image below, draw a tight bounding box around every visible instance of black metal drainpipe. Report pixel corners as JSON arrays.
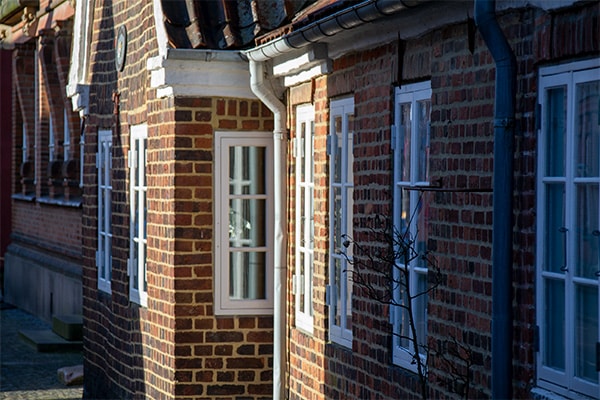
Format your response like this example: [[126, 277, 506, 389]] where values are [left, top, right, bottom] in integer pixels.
[[474, 1, 516, 399]]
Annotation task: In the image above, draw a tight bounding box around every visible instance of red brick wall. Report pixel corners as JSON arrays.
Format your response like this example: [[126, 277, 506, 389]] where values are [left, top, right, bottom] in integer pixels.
[[286, 3, 599, 399], [80, 1, 599, 399], [83, 1, 276, 398]]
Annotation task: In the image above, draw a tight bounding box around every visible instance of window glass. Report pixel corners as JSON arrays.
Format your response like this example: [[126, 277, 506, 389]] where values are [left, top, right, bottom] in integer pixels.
[[575, 284, 598, 383], [215, 132, 273, 315], [575, 81, 599, 178], [543, 183, 565, 274], [545, 87, 566, 177]]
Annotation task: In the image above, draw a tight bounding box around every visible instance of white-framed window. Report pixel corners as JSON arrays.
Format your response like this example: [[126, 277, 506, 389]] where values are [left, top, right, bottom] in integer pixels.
[[294, 104, 315, 333], [214, 131, 274, 315], [96, 129, 112, 293], [128, 124, 148, 306], [327, 97, 354, 347], [392, 81, 431, 370], [536, 58, 599, 400]]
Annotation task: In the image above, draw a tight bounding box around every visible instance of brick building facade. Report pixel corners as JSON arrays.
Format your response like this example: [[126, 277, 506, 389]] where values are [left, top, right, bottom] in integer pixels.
[[3, 0, 597, 399], [1, 0, 83, 321]]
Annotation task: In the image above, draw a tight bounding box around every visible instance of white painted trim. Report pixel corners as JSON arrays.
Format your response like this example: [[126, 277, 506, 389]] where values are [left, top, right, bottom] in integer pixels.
[[152, 0, 170, 59], [283, 62, 332, 87], [272, 44, 329, 77], [67, 0, 94, 114], [147, 50, 256, 99]]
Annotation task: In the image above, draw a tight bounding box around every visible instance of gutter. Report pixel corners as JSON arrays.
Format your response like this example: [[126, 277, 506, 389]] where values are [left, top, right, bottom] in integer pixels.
[[248, 60, 288, 400], [474, 1, 516, 398], [245, 0, 430, 62]]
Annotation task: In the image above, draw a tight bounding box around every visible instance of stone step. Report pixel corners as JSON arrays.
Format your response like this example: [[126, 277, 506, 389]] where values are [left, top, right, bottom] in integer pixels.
[[57, 364, 84, 386], [52, 314, 83, 341], [19, 329, 83, 352]]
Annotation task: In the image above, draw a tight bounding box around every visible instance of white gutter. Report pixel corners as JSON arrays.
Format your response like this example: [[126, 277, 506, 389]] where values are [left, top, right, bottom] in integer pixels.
[[248, 60, 287, 400], [245, 0, 431, 63]]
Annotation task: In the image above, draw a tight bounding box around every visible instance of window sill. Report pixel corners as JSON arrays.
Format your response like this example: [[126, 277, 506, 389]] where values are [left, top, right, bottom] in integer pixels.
[[37, 196, 82, 208], [11, 193, 35, 202], [532, 386, 598, 400]]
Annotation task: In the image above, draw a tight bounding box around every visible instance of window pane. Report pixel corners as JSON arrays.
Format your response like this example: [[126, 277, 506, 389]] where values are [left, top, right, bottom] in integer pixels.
[[544, 183, 566, 273], [333, 186, 342, 252], [414, 271, 428, 349], [299, 186, 306, 247], [334, 116, 342, 183], [132, 243, 139, 290], [98, 237, 105, 278], [347, 113, 355, 135], [398, 272, 410, 348], [142, 139, 147, 187], [300, 124, 306, 182], [400, 103, 411, 182], [545, 87, 566, 177], [299, 252, 305, 313], [229, 251, 266, 300], [334, 257, 341, 326], [575, 183, 599, 279], [308, 186, 314, 250], [142, 248, 147, 292], [142, 190, 147, 240], [134, 140, 140, 187], [229, 199, 266, 247], [575, 80, 599, 177], [345, 260, 352, 332], [309, 122, 315, 183], [415, 194, 429, 268], [416, 100, 431, 182], [400, 188, 411, 236], [544, 278, 565, 371], [307, 257, 313, 317], [575, 284, 599, 383], [229, 146, 266, 195]]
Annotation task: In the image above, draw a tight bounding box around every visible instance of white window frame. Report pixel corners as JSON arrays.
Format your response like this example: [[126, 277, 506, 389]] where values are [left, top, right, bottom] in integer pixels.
[[327, 97, 354, 347], [294, 104, 315, 334], [96, 129, 112, 293], [536, 58, 600, 399], [128, 124, 148, 307], [214, 131, 274, 315], [392, 81, 431, 370]]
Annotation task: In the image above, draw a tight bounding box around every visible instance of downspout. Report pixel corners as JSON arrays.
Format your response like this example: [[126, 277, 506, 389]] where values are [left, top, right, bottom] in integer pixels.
[[474, 1, 516, 399], [248, 60, 287, 400]]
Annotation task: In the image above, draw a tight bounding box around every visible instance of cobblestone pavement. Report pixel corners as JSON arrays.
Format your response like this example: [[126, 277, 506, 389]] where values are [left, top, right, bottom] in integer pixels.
[[0, 304, 83, 400]]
